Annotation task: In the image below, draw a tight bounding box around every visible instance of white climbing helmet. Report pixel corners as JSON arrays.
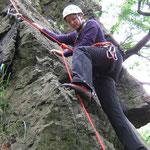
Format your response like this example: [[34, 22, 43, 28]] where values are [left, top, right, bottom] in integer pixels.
[[62, 4, 83, 20]]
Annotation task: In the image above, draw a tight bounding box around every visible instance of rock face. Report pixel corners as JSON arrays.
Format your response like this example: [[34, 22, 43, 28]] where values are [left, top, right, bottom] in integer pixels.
[[117, 70, 150, 128], [0, 0, 150, 150]]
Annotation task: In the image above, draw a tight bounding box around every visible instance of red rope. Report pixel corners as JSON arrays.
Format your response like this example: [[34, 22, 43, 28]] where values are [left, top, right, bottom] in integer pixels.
[[77, 95, 105, 150], [60, 44, 106, 150], [60, 46, 105, 149], [9, 0, 73, 52], [60, 45, 72, 81], [9, 1, 105, 149], [92, 42, 112, 47]]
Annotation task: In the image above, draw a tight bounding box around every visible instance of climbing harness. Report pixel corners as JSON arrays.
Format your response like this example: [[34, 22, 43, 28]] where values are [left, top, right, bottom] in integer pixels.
[[8, 1, 105, 150], [92, 42, 118, 61], [106, 45, 118, 60]]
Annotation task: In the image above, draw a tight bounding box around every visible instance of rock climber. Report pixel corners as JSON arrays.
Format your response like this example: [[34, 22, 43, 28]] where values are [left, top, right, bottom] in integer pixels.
[[34, 4, 146, 150]]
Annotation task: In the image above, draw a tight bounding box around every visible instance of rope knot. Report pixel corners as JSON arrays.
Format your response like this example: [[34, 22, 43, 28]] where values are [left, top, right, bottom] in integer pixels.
[[61, 43, 68, 49]]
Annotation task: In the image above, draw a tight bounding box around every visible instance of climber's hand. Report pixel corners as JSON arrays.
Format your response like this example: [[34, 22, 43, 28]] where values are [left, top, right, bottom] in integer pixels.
[[32, 23, 43, 30], [50, 49, 62, 56]]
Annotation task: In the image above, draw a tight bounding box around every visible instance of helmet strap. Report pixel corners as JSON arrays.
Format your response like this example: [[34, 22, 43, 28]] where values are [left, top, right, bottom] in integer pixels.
[[76, 14, 83, 25]]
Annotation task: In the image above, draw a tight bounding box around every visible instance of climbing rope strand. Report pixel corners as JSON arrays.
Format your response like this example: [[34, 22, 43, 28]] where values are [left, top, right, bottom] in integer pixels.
[[9, 0, 19, 13], [9, 0, 105, 149], [60, 45, 105, 150], [60, 45, 72, 81], [9, 0, 73, 52], [77, 95, 105, 150]]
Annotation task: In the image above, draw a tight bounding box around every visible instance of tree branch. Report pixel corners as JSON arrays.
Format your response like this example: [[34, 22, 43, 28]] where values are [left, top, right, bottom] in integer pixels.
[[137, 53, 150, 61], [125, 30, 150, 59], [141, 82, 150, 85], [137, 0, 150, 16]]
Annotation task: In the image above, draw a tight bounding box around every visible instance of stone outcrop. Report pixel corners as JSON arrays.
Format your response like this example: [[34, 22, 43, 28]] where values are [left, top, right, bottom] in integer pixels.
[[117, 70, 150, 128], [0, 0, 150, 149]]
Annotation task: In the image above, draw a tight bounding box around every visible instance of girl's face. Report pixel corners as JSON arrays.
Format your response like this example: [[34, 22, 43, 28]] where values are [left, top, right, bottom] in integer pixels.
[[65, 14, 83, 30]]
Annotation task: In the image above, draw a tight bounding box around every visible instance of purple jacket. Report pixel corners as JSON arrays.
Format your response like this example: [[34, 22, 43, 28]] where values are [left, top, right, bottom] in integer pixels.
[[43, 20, 106, 57]]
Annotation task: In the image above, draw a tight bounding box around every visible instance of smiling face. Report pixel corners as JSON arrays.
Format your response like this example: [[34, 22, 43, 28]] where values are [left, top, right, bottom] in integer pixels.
[[65, 13, 83, 30]]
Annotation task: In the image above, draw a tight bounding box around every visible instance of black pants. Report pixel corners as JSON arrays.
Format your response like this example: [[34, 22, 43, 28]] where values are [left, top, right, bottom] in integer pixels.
[[72, 46, 143, 150]]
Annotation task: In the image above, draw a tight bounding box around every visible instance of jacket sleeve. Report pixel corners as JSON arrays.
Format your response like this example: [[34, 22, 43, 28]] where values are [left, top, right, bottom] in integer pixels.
[[73, 20, 106, 49], [42, 28, 76, 46], [63, 49, 73, 57], [42, 28, 77, 57]]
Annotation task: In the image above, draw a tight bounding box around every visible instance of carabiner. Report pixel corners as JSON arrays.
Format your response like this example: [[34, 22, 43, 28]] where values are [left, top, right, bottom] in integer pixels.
[[106, 46, 118, 61], [7, 7, 22, 20]]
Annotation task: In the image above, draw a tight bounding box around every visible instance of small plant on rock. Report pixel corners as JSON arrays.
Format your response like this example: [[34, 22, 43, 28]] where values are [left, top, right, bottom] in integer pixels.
[[0, 64, 27, 150]]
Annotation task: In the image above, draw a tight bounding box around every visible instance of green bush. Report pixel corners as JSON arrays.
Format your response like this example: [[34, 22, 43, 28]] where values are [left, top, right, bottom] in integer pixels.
[[138, 123, 150, 146], [0, 64, 27, 149]]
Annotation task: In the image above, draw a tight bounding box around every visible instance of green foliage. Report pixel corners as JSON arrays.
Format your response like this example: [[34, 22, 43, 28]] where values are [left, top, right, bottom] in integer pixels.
[[129, 61, 140, 70], [60, 24, 65, 30], [94, 11, 100, 17], [120, 41, 133, 50], [110, 19, 122, 33], [138, 123, 150, 146], [102, 0, 150, 51], [110, 0, 150, 33], [0, 64, 27, 147]]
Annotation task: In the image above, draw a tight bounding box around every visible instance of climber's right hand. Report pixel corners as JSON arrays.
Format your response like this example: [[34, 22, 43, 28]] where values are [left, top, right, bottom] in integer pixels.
[[50, 49, 62, 56], [32, 23, 43, 30]]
